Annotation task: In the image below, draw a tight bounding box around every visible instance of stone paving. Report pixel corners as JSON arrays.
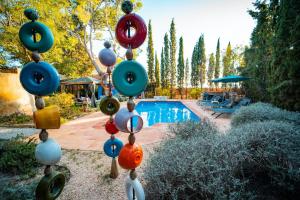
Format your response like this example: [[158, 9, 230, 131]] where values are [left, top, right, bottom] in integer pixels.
[[0, 127, 36, 140], [1, 100, 231, 150]]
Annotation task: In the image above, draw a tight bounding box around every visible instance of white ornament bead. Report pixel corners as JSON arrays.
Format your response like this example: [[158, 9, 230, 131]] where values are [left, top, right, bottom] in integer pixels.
[[35, 138, 62, 165]]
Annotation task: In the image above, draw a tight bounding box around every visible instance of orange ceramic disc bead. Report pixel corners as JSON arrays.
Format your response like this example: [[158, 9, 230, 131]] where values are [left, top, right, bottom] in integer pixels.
[[118, 143, 143, 170]]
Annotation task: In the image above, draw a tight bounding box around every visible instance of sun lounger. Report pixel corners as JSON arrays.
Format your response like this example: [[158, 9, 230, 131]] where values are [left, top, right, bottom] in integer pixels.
[[212, 98, 251, 118]]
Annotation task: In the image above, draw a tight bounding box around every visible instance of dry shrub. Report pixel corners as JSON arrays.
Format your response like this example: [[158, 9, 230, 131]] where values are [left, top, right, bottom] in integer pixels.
[[143, 120, 300, 200], [169, 120, 218, 139], [231, 102, 300, 127]]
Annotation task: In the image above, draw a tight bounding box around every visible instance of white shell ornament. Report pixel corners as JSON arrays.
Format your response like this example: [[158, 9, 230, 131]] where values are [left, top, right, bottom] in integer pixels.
[[35, 138, 62, 165]]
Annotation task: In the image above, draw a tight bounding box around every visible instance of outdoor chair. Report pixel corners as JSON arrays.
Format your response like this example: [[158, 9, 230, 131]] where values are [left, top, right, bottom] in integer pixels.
[[199, 95, 223, 106], [209, 99, 231, 112], [212, 98, 251, 118]]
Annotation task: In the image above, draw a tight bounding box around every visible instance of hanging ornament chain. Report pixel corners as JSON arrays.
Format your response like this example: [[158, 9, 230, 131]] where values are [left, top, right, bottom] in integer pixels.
[[126, 17, 136, 200]]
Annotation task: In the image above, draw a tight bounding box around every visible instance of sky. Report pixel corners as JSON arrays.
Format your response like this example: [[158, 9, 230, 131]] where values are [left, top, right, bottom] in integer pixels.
[[134, 0, 256, 67], [92, 0, 256, 69]]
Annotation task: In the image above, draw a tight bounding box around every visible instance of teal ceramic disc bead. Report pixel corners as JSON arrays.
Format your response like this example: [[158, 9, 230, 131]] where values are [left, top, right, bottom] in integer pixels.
[[19, 21, 54, 53], [112, 60, 148, 97], [20, 61, 60, 96]]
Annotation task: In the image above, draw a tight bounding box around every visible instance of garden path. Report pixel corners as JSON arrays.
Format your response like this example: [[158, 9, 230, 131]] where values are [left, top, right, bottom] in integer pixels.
[[27, 100, 230, 150]]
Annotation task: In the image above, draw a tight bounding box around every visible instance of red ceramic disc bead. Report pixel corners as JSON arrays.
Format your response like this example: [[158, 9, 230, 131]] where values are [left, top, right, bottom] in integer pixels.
[[115, 13, 147, 49], [105, 119, 119, 134]]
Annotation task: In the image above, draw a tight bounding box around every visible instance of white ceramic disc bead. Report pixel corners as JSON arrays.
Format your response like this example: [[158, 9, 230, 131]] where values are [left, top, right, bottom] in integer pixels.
[[35, 138, 62, 165], [125, 176, 145, 200], [114, 108, 143, 133], [98, 48, 116, 67]]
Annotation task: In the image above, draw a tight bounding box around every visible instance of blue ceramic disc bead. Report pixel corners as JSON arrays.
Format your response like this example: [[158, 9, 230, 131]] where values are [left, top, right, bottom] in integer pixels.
[[20, 61, 60, 96], [112, 60, 148, 97], [103, 138, 123, 158], [19, 21, 54, 53]]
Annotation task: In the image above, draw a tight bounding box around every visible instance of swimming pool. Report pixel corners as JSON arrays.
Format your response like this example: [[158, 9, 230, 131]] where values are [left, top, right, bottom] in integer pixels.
[[135, 101, 200, 127]]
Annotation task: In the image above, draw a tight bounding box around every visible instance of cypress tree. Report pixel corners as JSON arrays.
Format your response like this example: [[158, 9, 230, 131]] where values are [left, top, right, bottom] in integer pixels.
[[215, 38, 221, 88], [147, 20, 155, 83], [160, 48, 165, 88], [155, 52, 160, 88], [185, 58, 190, 99], [223, 42, 233, 76], [163, 33, 170, 88], [191, 44, 199, 88], [198, 35, 206, 89], [177, 37, 185, 99], [169, 19, 177, 98], [208, 53, 215, 87]]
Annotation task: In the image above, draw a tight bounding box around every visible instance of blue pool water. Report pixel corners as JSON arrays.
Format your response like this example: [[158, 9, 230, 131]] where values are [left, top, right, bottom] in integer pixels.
[[135, 101, 200, 127]]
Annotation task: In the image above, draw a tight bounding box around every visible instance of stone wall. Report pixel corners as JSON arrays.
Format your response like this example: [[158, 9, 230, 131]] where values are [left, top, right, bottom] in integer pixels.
[[0, 68, 33, 116]]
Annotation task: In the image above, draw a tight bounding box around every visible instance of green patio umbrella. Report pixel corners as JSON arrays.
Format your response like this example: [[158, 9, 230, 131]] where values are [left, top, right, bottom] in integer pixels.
[[210, 75, 250, 83]]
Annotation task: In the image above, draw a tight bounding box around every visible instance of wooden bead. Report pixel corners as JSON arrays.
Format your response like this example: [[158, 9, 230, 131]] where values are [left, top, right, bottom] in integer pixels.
[[128, 133, 135, 145], [31, 51, 42, 63], [39, 129, 48, 142], [110, 158, 119, 179], [35, 96, 45, 109], [130, 169, 137, 180], [44, 165, 52, 176], [126, 48, 133, 60], [127, 99, 135, 112], [107, 67, 112, 74]]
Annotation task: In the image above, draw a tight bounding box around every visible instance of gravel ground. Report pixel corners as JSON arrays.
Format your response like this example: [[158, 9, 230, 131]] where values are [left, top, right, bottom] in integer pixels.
[[58, 143, 157, 200], [0, 127, 38, 140]]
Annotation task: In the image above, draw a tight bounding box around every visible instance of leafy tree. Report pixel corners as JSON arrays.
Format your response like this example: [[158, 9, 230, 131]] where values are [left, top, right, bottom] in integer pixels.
[[198, 35, 206, 89], [184, 58, 190, 99], [270, 0, 300, 111], [154, 52, 160, 88], [177, 37, 184, 99], [208, 53, 215, 87], [147, 20, 155, 83], [69, 0, 142, 75], [242, 0, 278, 102], [169, 19, 177, 98], [0, 0, 142, 77], [215, 38, 221, 87], [223, 42, 233, 76], [232, 45, 246, 72], [160, 48, 165, 88], [163, 33, 170, 88], [0, 0, 89, 77]]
